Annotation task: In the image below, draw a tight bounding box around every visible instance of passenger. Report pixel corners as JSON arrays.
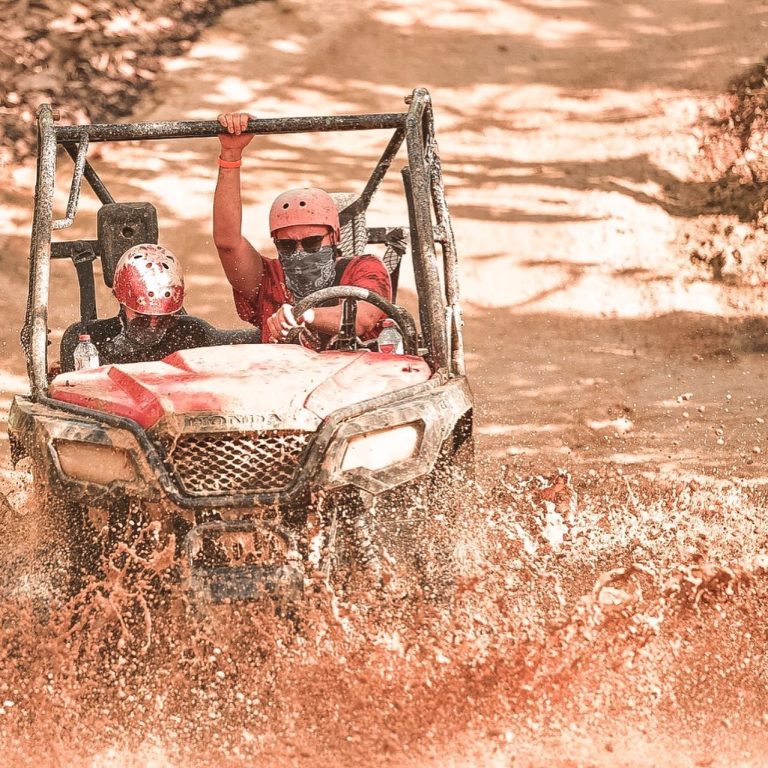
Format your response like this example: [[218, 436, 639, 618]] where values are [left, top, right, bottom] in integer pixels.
[[60, 243, 259, 371], [213, 111, 392, 345]]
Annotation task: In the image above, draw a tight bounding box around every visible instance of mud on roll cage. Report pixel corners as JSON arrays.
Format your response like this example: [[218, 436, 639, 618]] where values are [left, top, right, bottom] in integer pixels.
[[23, 86, 465, 398]]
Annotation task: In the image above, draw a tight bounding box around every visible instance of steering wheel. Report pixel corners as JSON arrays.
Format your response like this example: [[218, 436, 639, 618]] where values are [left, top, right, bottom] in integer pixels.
[[284, 286, 419, 355]]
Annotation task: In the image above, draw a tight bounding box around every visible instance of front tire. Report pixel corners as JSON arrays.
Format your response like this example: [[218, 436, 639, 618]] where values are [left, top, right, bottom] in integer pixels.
[[45, 491, 103, 596]]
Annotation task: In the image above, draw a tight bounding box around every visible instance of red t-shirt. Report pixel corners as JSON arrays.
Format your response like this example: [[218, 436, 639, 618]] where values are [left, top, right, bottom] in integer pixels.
[[233, 254, 392, 344]]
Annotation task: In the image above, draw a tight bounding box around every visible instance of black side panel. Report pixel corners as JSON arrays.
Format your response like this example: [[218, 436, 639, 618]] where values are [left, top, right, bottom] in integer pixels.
[[97, 203, 159, 287]]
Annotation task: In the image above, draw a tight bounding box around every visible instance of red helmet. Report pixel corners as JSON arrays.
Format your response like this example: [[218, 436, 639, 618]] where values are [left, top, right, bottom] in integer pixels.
[[268, 187, 340, 241], [113, 243, 184, 315]]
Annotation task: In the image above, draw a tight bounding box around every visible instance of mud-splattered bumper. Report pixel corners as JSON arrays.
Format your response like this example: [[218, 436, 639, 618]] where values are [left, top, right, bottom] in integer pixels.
[[183, 519, 305, 605], [8, 374, 472, 510]]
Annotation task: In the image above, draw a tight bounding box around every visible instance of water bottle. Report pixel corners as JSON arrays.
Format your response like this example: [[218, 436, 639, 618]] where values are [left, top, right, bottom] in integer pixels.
[[73, 333, 100, 371], [377, 319, 404, 354]]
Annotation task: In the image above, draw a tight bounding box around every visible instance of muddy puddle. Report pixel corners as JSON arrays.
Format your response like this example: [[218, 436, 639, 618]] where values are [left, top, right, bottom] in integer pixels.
[[1, 466, 767, 768]]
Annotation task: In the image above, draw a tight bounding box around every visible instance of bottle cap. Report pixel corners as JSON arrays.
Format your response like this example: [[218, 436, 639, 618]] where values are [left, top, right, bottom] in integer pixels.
[[381, 319, 395, 327], [78, 333, 91, 341]]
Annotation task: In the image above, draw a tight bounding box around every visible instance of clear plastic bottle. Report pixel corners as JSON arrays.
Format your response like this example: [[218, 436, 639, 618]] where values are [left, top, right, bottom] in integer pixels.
[[377, 319, 404, 354], [73, 333, 100, 371]]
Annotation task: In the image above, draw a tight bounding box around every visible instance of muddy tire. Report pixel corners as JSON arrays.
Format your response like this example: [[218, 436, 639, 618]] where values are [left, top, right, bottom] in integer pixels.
[[64, 502, 103, 594], [333, 485, 457, 602], [320, 432, 474, 602], [414, 434, 475, 600], [28, 468, 103, 599], [46, 494, 103, 596]]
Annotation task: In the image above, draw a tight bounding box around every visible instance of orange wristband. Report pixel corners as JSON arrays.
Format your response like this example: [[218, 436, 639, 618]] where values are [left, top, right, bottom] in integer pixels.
[[218, 156, 242, 169]]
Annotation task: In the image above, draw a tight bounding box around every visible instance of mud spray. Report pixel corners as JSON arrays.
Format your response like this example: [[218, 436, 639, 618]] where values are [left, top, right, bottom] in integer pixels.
[[0, 462, 767, 768]]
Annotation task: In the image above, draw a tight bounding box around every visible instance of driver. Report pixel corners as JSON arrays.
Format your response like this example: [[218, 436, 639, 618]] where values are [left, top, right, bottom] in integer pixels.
[[213, 111, 392, 345], [60, 243, 259, 371]]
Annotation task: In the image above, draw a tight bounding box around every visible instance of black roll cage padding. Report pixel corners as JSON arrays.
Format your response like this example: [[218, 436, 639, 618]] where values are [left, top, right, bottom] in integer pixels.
[[23, 88, 464, 398], [291, 286, 419, 356]]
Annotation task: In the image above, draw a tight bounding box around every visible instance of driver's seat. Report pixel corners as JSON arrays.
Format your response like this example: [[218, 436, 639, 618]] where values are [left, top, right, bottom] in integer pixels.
[[330, 192, 407, 300]]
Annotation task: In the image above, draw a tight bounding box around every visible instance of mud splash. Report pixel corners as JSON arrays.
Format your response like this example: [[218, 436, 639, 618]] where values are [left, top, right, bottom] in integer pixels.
[[1, 468, 767, 767]]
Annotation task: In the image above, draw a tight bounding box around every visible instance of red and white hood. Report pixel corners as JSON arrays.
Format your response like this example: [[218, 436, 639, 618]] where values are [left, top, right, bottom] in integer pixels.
[[48, 345, 432, 431]]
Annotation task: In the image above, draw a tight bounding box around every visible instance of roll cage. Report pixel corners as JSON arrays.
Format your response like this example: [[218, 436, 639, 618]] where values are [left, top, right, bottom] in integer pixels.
[[22, 86, 465, 398]]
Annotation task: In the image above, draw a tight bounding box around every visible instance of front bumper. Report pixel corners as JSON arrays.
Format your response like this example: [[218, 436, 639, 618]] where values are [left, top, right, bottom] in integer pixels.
[[9, 373, 472, 510], [183, 519, 304, 604]]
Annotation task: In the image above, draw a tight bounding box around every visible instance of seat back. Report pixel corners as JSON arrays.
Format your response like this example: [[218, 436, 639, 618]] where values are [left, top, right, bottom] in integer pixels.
[[329, 193, 368, 260], [97, 202, 159, 287], [329, 193, 408, 300]]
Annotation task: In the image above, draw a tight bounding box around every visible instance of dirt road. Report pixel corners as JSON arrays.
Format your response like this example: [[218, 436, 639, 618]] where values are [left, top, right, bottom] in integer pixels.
[[2, 0, 768, 766], [4, 0, 768, 474]]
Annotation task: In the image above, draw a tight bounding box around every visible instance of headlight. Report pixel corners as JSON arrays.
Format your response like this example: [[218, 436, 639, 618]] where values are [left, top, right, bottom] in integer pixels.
[[55, 440, 138, 484], [341, 423, 422, 472]]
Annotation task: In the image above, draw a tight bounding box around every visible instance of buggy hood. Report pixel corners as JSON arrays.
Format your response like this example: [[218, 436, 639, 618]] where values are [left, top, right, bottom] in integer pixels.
[[48, 344, 432, 431]]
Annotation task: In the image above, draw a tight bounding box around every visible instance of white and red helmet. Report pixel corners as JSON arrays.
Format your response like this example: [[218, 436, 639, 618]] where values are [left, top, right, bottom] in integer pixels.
[[268, 187, 340, 242], [113, 243, 184, 315]]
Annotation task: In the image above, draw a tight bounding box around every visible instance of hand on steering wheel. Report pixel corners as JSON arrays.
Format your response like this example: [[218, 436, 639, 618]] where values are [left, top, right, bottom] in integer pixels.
[[267, 304, 314, 341], [277, 286, 418, 355]]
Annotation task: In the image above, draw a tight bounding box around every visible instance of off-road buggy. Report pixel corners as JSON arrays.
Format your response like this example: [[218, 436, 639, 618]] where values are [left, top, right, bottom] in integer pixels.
[[8, 87, 473, 604]]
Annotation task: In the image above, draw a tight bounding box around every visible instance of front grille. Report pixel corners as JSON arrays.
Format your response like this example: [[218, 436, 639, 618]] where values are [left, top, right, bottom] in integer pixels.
[[166, 431, 311, 496]]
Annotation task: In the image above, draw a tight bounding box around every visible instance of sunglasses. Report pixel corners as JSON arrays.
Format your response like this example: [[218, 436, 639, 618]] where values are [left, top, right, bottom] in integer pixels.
[[273, 235, 327, 256]]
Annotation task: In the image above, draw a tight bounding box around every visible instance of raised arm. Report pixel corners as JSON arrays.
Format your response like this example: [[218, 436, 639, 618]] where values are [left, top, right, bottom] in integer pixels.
[[213, 112, 264, 302]]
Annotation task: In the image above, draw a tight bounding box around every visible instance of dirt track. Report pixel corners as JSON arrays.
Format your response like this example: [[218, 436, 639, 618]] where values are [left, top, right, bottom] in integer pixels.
[[3, 0, 768, 765], [4, 0, 768, 475]]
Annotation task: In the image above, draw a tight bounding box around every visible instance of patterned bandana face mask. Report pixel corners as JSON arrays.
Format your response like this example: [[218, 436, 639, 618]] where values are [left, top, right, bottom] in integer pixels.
[[279, 246, 336, 300]]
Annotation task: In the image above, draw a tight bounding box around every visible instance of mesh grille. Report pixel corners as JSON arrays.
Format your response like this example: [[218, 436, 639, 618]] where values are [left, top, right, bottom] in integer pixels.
[[166, 431, 311, 496]]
